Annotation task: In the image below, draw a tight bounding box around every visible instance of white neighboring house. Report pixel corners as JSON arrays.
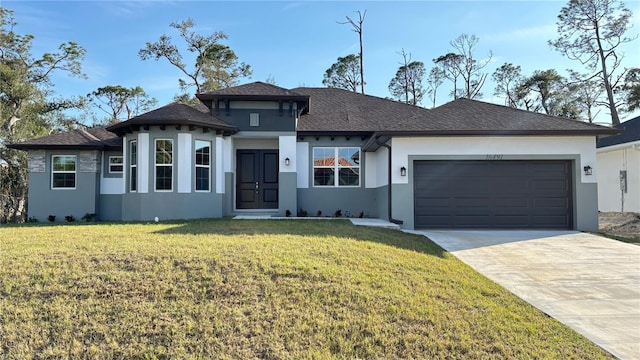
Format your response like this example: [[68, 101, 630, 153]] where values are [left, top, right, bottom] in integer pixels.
[[597, 116, 640, 213]]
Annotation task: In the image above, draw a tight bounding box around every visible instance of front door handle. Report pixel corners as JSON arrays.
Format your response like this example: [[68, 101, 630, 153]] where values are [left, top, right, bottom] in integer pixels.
[[255, 181, 259, 193]]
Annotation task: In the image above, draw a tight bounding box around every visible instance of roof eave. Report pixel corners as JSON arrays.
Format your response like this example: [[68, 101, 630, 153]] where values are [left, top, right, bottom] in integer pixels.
[[106, 120, 238, 137], [295, 130, 373, 138], [597, 140, 640, 153], [372, 129, 621, 137], [7, 144, 115, 151], [196, 93, 310, 102]]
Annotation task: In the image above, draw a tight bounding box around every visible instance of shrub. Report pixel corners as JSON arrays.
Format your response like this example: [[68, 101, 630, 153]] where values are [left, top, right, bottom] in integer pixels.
[[81, 213, 96, 222]]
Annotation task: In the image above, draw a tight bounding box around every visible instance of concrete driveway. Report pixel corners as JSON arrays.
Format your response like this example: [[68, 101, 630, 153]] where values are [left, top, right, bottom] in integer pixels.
[[412, 230, 640, 360]]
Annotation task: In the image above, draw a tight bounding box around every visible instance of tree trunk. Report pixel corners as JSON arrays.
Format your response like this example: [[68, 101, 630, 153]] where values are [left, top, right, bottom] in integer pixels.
[[359, 30, 364, 95], [595, 22, 620, 125]]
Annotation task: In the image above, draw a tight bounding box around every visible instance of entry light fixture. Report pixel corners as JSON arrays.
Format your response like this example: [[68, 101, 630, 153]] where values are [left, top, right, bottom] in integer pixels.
[[400, 166, 407, 176], [583, 165, 592, 176], [285, 157, 290, 166]]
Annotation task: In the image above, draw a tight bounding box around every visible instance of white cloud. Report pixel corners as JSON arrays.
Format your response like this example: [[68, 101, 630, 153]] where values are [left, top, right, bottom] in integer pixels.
[[96, 1, 176, 18]]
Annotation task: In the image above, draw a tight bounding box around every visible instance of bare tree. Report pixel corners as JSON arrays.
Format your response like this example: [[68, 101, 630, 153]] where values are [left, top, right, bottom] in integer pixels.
[[492, 63, 523, 108], [550, 0, 634, 125], [339, 10, 366, 94], [568, 70, 603, 123], [433, 53, 463, 99], [425, 67, 445, 108], [388, 50, 426, 106], [449, 34, 492, 99]]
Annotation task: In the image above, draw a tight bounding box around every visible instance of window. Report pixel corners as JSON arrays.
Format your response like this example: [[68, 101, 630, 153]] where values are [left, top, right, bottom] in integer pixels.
[[155, 139, 173, 191], [195, 140, 211, 191], [129, 140, 137, 192], [109, 156, 123, 173], [313, 147, 360, 187], [52, 155, 76, 189]]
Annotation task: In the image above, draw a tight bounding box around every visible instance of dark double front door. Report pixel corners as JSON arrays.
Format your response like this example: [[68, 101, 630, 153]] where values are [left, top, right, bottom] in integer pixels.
[[236, 150, 279, 209]]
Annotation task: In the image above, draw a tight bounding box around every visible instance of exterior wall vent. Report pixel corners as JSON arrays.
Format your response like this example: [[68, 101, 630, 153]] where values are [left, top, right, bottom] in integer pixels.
[[250, 113, 260, 127]]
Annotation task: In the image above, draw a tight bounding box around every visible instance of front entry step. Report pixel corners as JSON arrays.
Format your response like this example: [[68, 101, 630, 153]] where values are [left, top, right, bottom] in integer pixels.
[[233, 215, 275, 219]]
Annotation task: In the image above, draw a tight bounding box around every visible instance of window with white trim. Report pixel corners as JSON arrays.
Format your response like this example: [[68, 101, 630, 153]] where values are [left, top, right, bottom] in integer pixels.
[[195, 140, 211, 192], [313, 147, 360, 187], [129, 140, 137, 192], [52, 155, 76, 189], [155, 139, 173, 191], [109, 156, 123, 173]]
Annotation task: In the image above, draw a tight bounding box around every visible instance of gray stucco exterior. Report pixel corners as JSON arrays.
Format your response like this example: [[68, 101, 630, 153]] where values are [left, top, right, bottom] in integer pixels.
[[13, 83, 609, 231], [26, 150, 100, 222], [391, 154, 600, 232], [294, 136, 379, 218]]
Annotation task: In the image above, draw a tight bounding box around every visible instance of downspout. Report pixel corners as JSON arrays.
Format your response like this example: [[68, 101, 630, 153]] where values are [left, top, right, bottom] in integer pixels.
[[375, 136, 403, 225]]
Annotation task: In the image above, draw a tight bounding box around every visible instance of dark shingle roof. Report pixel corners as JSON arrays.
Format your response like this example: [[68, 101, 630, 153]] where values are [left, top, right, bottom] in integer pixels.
[[424, 98, 618, 135], [9, 84, 620, 152], [106, 102, 237, 135], [197, 82, 309, 102], [294, 88, 618, 136], [293, 87, 433, 133], [8, 126, 121, 150], [597, 115, 640, 148]]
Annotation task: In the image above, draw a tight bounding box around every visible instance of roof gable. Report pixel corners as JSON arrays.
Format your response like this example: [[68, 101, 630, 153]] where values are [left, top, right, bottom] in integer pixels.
[[597, 115, 640, 148]]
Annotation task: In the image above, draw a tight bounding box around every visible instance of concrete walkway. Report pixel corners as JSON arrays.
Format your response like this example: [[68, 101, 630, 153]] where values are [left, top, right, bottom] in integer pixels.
[[410, 230, 640, 360]]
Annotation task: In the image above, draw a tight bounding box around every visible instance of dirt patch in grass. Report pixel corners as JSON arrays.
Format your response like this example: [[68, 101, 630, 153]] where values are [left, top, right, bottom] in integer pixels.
[[599, 212, 640, 238]]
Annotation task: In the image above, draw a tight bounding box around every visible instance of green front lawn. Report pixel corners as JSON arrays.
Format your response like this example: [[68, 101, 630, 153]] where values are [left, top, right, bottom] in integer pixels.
[[0, 219, 612, 359]]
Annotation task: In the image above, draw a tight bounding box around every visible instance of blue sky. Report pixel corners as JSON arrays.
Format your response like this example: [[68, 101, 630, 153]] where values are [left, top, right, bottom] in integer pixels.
[[4, 0, 640, 123]]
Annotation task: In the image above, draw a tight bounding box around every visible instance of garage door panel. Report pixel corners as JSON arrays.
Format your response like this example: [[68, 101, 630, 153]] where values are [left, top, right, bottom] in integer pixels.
[[415, 215, 451, 227], [534, 179, 569, 190], [494, 198, 529, 208], [414, 160, 572, 229], [494, 216, 531, 227], [534, 197, 569, 207], [533, 215, 570, 226]]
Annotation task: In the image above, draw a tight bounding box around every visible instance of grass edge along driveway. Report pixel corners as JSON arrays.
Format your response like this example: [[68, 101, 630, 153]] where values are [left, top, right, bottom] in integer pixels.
[[0, 219, 614, 359]]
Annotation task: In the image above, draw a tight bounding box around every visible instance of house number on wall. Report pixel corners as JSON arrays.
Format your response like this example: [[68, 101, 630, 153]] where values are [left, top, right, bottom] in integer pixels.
[[486, 154, 504, 160]]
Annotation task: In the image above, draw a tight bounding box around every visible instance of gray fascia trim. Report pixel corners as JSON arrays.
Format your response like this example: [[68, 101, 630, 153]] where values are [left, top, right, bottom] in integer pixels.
[[296, 131, 373, 139], [362, 134, 390, 152], [7, 144, 111, 151], [372, 129, 620, 137], [107, 121, 238, 137], [196, 94, 310, 102]]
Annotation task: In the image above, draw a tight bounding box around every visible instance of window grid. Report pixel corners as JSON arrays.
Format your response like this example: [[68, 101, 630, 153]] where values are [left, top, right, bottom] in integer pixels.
[[130, 140, 137, 192], [313, 147, 360, 187], [52, 155, 76, 189], [155, 139, 173, 191], [195, 140, 211, 192]]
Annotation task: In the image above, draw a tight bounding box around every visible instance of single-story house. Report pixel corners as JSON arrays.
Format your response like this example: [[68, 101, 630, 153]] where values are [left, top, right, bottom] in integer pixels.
[[596, 115, 640, 213], [9, 82, 618, 231]]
